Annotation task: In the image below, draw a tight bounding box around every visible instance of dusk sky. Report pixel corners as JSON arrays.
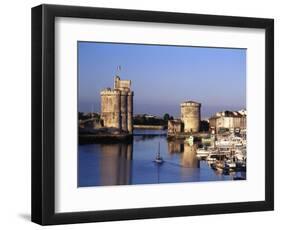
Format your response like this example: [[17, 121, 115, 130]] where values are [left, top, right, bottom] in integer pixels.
[[78, 42, 246, 119]]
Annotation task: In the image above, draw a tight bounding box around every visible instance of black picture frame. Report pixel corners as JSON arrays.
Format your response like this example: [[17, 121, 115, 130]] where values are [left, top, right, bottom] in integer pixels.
[[31, 4, 274, 225]]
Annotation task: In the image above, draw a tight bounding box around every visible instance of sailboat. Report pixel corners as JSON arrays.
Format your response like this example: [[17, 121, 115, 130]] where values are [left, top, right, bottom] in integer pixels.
[[154, 142, 164, 164]]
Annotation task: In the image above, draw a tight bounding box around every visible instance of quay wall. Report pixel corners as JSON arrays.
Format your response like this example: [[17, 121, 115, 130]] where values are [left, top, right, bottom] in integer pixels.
[[133, 125, 165, 130]]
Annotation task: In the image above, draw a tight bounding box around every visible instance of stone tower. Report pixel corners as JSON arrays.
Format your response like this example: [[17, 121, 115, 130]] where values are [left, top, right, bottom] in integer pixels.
[[180, 101, 201, 133], [100, 76, 134, 133]]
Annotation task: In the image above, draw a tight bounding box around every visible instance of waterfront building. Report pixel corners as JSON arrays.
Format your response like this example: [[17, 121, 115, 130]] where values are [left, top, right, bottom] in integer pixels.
[[167, 119, 183, 135], [209, 110, 247, 133], [100, 76, 134, 133], [79, 117, 103, 129]]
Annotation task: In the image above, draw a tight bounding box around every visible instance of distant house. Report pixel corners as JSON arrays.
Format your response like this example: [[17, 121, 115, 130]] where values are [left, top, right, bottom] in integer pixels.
[[167, 119, 184, 135], [79, 117, 103, 129], [209, 110, 247, 133]]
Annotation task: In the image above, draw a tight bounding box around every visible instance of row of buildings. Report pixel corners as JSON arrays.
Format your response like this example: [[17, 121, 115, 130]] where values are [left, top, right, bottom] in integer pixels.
[[167, 101, 246, 135], [83, 75, 246, 135], [209, 110, 247, 133]]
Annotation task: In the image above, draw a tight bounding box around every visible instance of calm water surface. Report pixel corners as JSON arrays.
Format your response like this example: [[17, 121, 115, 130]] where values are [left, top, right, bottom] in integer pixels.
[[78, 129, 245, 187]]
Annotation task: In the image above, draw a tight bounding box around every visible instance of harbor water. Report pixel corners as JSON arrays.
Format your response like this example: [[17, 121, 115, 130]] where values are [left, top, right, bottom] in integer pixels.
[[78, 129, 245, 187]]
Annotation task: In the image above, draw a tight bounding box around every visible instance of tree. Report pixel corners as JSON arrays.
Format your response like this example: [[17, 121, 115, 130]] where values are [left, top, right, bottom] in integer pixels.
[[163, 113, 170, 121]]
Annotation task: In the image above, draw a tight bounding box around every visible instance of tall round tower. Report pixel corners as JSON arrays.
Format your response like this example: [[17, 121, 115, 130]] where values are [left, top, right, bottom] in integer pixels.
[[180, 101, 201, 133]]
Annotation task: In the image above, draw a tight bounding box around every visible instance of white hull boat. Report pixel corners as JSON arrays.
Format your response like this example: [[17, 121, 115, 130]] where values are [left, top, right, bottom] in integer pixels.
[[196, 148, 210, 158]]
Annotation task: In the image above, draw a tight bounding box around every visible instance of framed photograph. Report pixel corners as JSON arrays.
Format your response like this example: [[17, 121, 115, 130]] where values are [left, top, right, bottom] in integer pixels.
[[31, 4, 274, 225]]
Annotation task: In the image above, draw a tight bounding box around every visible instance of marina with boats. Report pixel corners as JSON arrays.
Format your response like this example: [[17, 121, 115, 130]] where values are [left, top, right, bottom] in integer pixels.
[[195, 131, 246, 179], [79, 128, 247, 187]]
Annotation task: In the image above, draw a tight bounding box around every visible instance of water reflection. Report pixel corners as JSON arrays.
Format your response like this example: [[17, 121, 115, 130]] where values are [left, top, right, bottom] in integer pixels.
[[99, 143, 133, 185], [78, 130, 238, 187], [182, 144, 199, 168], [167, 140, 199, 168], [167, 140, 184, 153]]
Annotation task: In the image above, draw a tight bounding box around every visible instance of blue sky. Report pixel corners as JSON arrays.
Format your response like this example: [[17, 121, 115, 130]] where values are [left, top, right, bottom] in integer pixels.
[[78, 42, 246, 119]]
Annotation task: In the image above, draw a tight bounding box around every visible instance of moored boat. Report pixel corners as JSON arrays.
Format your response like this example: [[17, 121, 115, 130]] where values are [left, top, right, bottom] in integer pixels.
[[196, 148, 210, 159], [236, 161, 246, 171], [225, 160, 236, 169], [206, 153, 218, 162], [211, 160, 236, 172]]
